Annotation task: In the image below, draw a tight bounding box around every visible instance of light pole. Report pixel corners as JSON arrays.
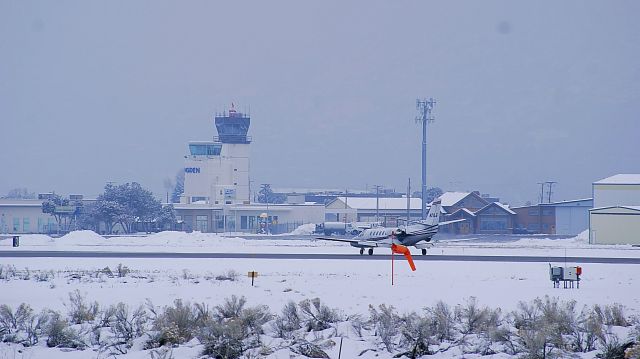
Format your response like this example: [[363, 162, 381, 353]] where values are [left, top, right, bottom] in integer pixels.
[[261, 183, 270, 234]]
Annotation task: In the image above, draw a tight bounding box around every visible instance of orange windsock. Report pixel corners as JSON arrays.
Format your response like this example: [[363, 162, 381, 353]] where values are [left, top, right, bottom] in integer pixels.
[[391, 244, 416, 271]]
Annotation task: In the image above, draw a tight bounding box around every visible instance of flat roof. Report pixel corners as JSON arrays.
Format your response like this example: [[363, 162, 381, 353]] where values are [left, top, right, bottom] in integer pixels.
[[335, 197, 423, 210], [594, 174, 640, 185]]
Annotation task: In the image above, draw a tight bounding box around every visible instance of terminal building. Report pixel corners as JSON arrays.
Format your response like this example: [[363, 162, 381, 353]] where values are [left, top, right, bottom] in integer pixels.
[[175, 105, 324, 234]]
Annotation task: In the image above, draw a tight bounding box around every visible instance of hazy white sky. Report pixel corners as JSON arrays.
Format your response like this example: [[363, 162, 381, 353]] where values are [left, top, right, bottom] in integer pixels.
[[1, 1, 639, 205]]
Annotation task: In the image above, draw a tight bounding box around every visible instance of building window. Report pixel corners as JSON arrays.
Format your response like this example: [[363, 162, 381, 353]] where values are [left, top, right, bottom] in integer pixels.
[[248, 216, 256, 229], [214, 213, 224, 230], [13, 218, 19, 232], [527, 223, 539, 231], [479, 217, 506, 231], [542, 209, 553, 216], [241, 216, 248, 229], [183, 215, 193, 231], [23, 218, 30, 233], [47, 218, 55, 233], [196, 215, 208, 232], [37, 218, 44, 233], [528, 209, 539, 216]]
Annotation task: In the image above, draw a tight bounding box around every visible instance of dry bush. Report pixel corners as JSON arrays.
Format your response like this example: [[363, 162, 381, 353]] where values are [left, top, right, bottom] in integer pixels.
[[111, 303, 148, 346], [201, 297, 271, 358], [272, 301, 301, 339], [116, 263, 130, 278], [456, 297, 502, 336], [215, 295, 246, 320], [152, 299, 196, 346], [45, 311, 86, 349], [200, 319, 246, 359], [369, 304, 401, 352], [398, 312, 434, 358], [298, 298, 342, 332], [0, 303, 33, 335], [67, 290, 99, 324], [427, 300, 455, 343], [215, 270, 240, 281]]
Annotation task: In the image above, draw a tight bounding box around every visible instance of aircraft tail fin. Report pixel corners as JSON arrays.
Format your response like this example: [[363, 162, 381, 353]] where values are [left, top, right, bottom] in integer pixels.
[[425, 199, 442, 226]]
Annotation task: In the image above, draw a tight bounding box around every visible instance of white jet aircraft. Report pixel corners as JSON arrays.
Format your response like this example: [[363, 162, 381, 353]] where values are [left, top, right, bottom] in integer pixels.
[[316, 199, 462, 256]]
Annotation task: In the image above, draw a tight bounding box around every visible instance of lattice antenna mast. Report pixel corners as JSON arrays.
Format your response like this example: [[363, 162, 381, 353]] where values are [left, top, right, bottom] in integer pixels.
[[415, 98, 436, 220]]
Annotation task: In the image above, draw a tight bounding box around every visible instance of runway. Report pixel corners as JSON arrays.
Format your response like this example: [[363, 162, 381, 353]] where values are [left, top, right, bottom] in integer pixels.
[[1, 250, 639, 264]]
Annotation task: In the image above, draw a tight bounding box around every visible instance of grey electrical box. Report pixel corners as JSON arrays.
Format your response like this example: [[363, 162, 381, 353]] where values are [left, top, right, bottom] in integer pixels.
[[549, 264, 582, 288]]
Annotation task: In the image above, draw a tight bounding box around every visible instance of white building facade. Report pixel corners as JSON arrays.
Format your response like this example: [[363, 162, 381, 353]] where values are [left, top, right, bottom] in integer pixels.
[[182, 106, 251, 205], [590, 174, 640, 244]]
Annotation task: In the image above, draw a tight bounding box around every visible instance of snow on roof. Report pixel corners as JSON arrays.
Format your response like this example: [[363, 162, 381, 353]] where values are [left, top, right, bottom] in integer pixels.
[[594, 174, 640, 185], [449, 208, 476, 217], [436, 192, 470, 207], [476, 202, 516, 215], [590, 205, 640, 212], [494, 202, 516, 214], [335, 197, 422, 210]]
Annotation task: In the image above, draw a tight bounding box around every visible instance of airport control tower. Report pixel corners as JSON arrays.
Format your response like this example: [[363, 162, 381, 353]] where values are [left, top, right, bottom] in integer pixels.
[[182, 104, 251, 205]]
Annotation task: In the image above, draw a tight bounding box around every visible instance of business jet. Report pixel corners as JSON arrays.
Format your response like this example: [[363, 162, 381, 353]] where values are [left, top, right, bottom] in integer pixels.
[[317, 199, 461, 256]]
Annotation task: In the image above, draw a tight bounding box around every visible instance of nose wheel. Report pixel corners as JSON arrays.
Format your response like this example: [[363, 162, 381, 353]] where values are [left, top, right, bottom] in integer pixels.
[[422, 248, 427, 256], [359, 248, 364, 255]]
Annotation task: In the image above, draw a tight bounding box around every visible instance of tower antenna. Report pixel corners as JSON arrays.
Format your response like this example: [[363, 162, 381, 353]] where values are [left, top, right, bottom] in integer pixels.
[[415, 98, 436, 220]]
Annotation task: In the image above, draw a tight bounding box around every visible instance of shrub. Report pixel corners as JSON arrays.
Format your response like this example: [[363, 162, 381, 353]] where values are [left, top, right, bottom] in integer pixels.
[[34, 270, 55, 282], [45, 311, 86, 349], [67, 290, 99, 324], [0, 303, 33, 335], [116, 264, 130, 278], [215, 270, 240, 282], [368, 304, 400, 352], [272, 301, 301, 339], [215, 295, 246, 320], [0, 265, 17, 280], [348, 314, 367, 338], [111, 303, 148, 346], [24, 310, 50, 346], [398, 312, 434, 358], [427, 300, 455, 342], [200, 319, 246, 359], [298, 298, 341, 332], [153, 299, 196, 345], [455, 297, 497, 335]]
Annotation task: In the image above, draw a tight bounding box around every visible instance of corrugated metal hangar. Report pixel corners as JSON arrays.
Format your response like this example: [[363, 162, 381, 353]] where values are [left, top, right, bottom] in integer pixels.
[[590, 174, 640, 245]]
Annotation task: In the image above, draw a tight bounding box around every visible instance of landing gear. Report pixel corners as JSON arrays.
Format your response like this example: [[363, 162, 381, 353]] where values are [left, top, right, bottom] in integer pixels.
[[368, 248, 374, 256], [422, 248, 427, 256], [359, 248, 364, 255]]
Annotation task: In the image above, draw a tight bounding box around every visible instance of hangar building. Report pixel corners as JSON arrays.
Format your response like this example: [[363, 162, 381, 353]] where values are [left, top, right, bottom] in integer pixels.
[[589, 174, 640, 245]]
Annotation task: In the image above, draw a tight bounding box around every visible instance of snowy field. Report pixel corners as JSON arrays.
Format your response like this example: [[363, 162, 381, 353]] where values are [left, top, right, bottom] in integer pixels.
[[1, 230, 639, 358]]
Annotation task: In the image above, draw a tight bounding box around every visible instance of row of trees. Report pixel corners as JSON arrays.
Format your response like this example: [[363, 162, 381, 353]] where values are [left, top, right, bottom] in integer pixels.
[[41, 183, 176, 235]]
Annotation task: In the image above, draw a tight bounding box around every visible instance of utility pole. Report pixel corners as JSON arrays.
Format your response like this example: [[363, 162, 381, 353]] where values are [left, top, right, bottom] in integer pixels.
[[546, 181, 557, 203], [375, 185, 381, 224], [406, 178, 411, 225], [416, 98, 436, 220], [537, 182, 545, 204], [344, 189, 348, 223]]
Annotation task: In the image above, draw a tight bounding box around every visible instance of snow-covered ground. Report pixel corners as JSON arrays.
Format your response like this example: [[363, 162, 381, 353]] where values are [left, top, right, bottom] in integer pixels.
[[1, 230, 639, 358]]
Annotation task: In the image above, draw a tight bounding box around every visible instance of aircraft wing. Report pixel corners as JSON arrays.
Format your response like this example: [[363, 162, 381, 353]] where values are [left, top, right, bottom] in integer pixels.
[[438, 219, 467, 226], [314, 237, 359, 244], [315, 237, 387, 248]]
